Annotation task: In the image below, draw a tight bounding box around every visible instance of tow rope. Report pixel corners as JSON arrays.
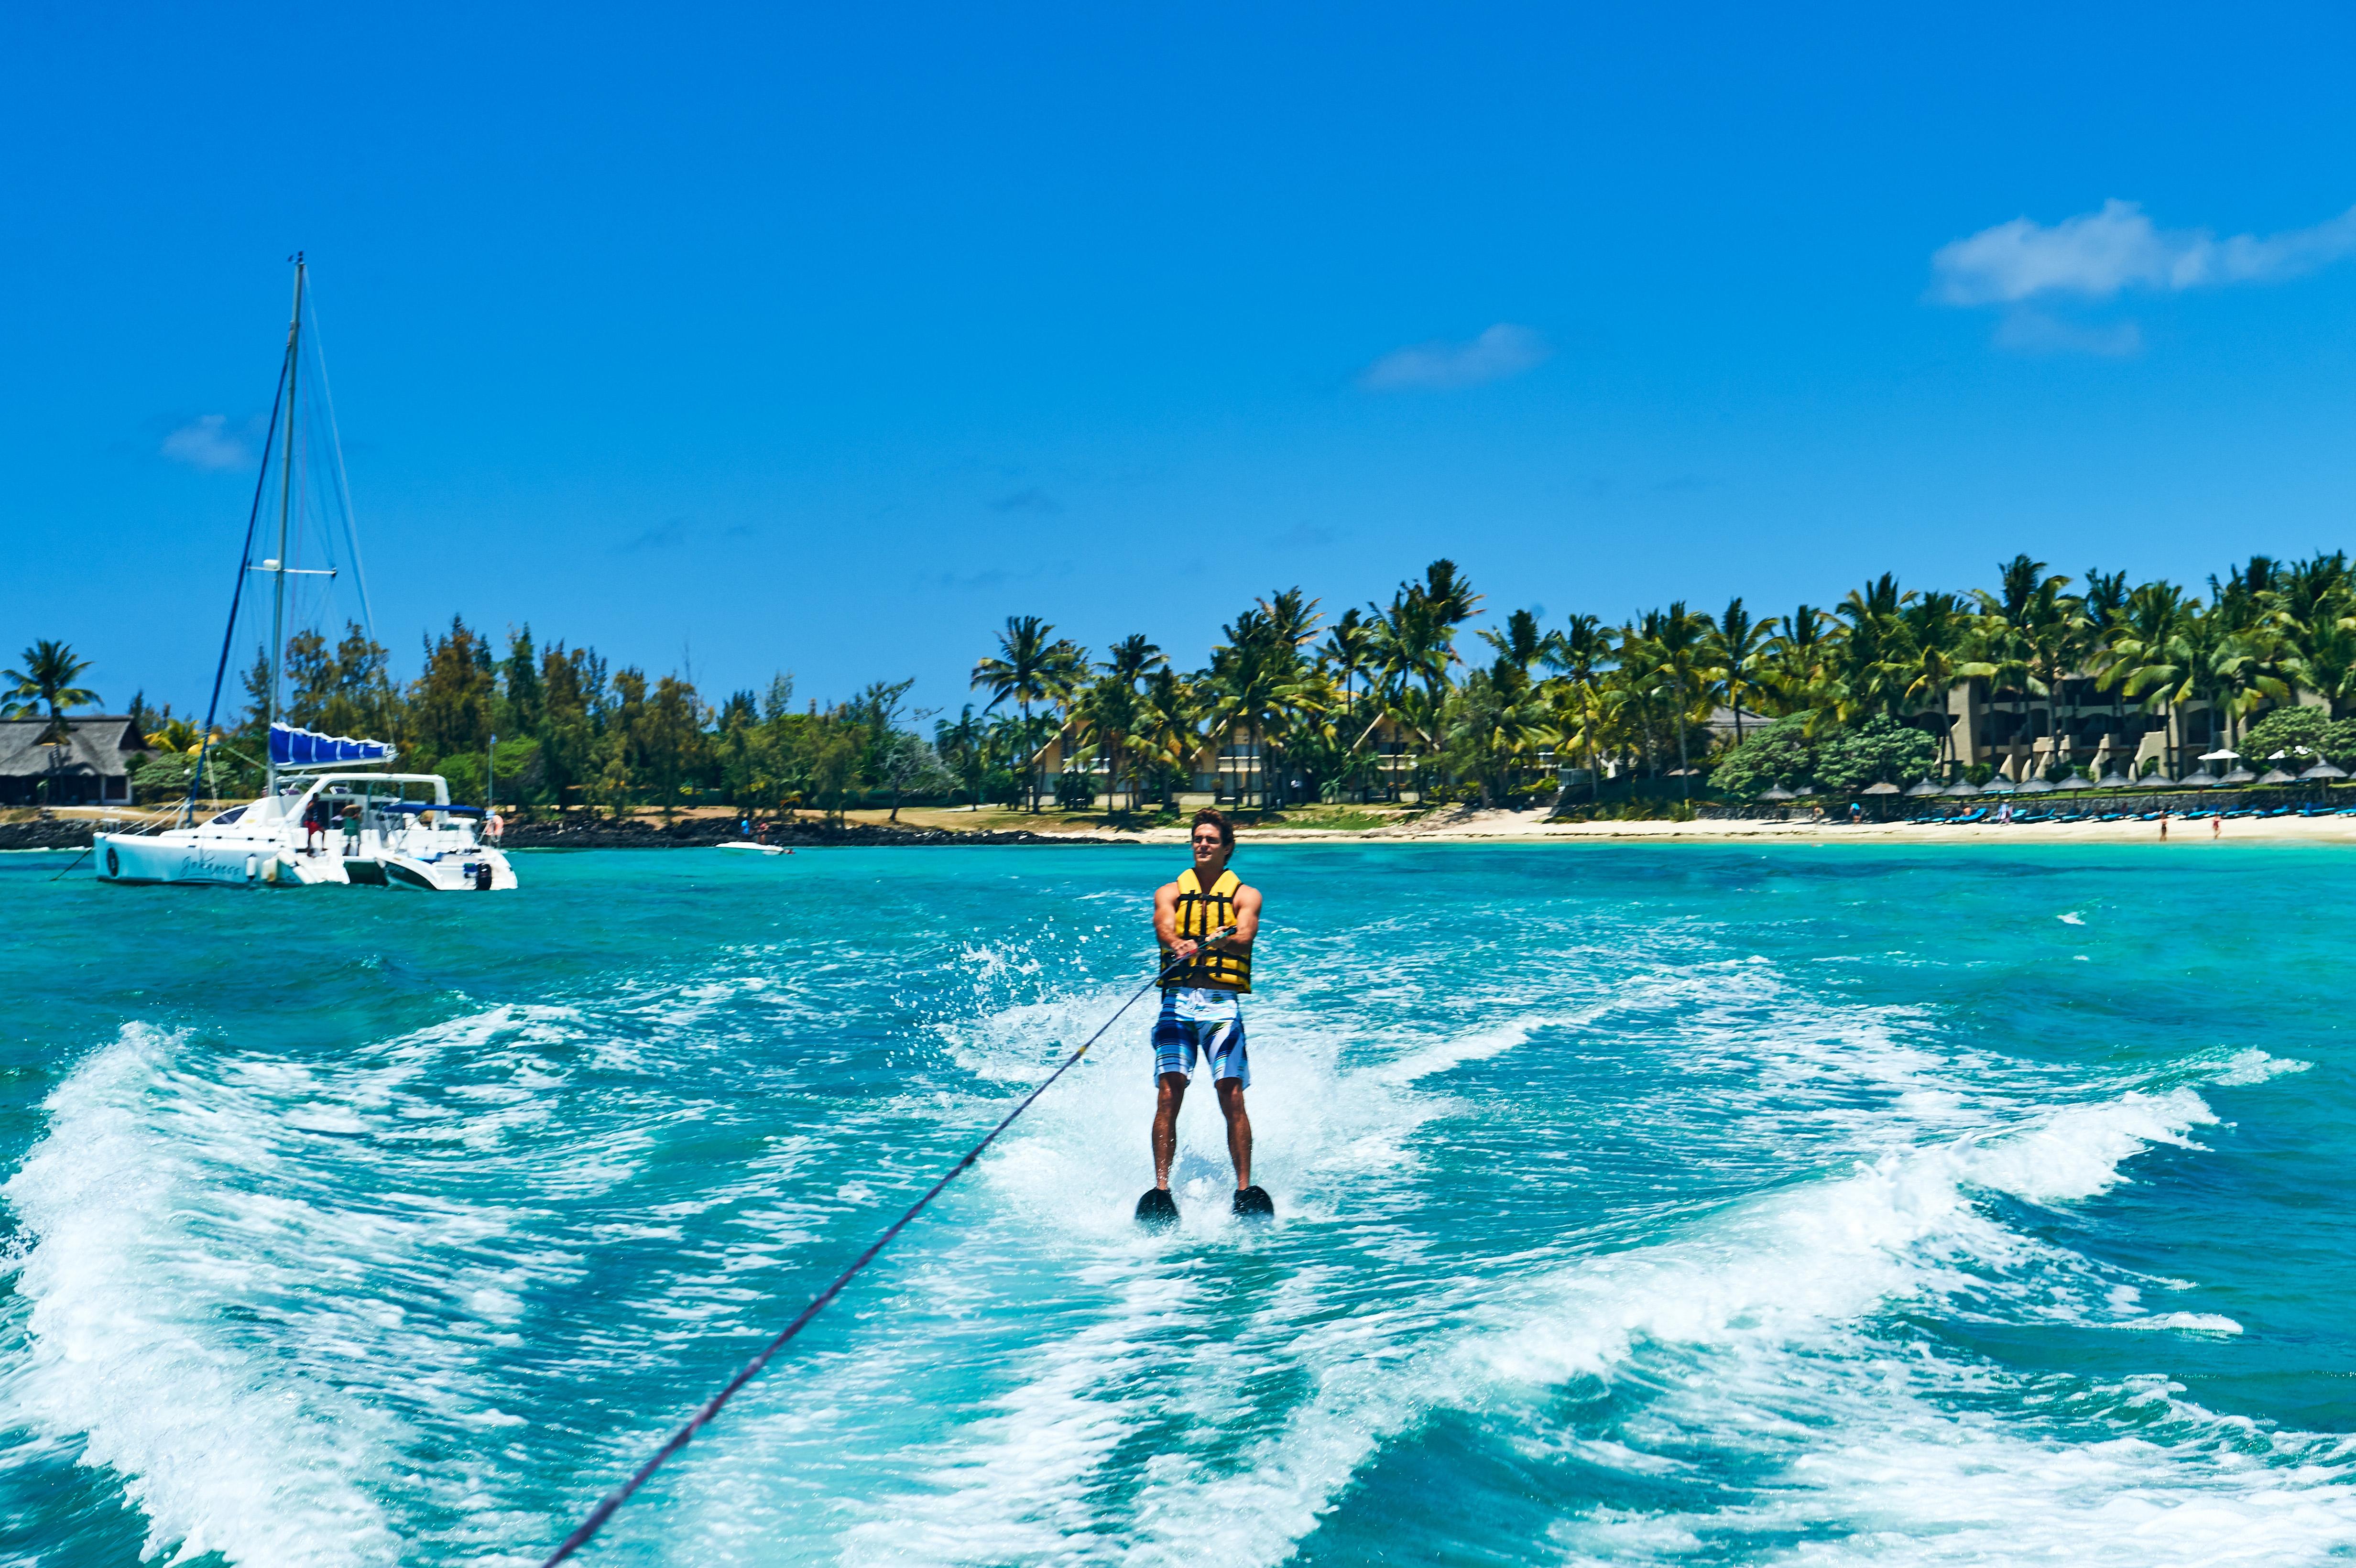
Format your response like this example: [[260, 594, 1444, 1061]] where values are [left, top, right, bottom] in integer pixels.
[[537, 931, 1230, 1564]]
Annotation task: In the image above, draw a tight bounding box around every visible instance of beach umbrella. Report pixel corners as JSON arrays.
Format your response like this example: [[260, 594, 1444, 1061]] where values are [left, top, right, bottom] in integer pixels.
[[2143, 772, 2181, 788], [2198, 749, 2239, 762], [2017, 776, 2056, 794], [2255, 767, 2300, 785], [1942, 778, 1983, 796], [2219, 765, 2258, 785], [1981, 776, 2018, 795], [2180, 771, 2216, 788], [2301, 760, 2349, 780], [1862, 782, 1900, 795], [2059, 773, 2096, 790], [2094, 769, 2136, 789], [1903, 778, 1945, 797], [1758, 784, 1797, 801]]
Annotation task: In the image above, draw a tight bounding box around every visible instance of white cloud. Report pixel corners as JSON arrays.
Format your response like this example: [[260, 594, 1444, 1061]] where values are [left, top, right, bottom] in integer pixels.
[[159, 414, 255, 471], [1358, 323, 1551, 391], [1932, 198, 2356, 305]]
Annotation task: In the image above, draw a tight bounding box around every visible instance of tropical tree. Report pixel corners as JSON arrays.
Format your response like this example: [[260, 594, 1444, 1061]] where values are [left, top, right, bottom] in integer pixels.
[[1538, 612, 1611, 802], [1765, 605, 1832, 714], [3, 639, 99, 743], [1134, 666, 1201, 809], [1202, 596, 1319, 811], [1895, 591, 1990, 773], [1445, 659, 1549, 806], [1621, 602, 1712, 795], [971, 614, 1087, 811], [1973, 555, 2073, 778], [1072, 672, 1145, 813], [1320, 606, 1375, 724], [934, 705, 988, 807], [1702, 598, 1774, 747], [1831, 573, 1918, 722], [2096, 579, 2189, 774]]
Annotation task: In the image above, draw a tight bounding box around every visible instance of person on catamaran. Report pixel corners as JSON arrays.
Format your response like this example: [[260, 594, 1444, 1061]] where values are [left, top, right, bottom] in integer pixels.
[[1138, 807, 1274, 1226]]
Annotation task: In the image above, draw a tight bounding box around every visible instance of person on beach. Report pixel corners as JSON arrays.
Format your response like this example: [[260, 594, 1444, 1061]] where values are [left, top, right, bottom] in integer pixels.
[[1149, 808, 1265, 1211]]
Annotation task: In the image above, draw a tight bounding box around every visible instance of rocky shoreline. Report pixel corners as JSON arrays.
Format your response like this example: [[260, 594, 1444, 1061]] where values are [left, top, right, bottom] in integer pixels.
[[500, 816, 1134, 849], [0, 814, 1135, 853]]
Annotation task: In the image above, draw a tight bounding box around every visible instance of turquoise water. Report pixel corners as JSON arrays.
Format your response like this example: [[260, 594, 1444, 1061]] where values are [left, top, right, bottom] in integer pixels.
[[3, 842, 2352, 1565]]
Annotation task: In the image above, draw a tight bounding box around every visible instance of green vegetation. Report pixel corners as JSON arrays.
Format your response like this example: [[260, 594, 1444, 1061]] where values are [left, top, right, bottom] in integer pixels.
[[965, 549, 2356, 812], [24, 545, 2356, 820], [2, 640, 99, 743], [956, 548, 2356, 810]]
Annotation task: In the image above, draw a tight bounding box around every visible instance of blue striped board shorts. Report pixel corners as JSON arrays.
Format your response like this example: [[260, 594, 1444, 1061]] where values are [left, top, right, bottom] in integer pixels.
[[1153, 987, 1250, 1087]]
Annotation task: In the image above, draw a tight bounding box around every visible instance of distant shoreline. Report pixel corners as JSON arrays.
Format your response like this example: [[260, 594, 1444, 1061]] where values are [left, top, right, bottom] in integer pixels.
[[14, 803, 2356, 855]]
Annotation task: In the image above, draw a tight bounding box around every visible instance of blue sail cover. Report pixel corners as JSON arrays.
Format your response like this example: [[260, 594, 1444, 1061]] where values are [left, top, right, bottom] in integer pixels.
[[270, 722, 396, 768]]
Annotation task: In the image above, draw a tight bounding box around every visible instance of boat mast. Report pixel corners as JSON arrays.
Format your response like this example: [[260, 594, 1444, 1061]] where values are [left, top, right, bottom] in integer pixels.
[[266, 254, 305, 800]]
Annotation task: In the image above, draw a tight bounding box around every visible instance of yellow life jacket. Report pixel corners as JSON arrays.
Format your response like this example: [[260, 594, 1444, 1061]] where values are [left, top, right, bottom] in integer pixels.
[[1162, 867, 1252, 991]]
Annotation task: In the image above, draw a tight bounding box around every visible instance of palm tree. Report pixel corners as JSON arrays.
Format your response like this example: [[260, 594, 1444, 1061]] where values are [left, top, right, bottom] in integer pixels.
[[3, 640, 100, 745], [1072, 673, 1142, 814], [1135, 667, 1200, 808], [1104, 633, 1166, 690], [1832, 573, 1918, 722], [1973, 555, 2072, 779], [971, 615, 1086, 811], [1446, 659, 1547, 806], [1079, 634, 1167, 813], [1766, 605, 1832, 714], [1539, 613, 1611, 801], [1623, 603, 1711, 796], [1702, 598, 1774, 747], [1202, 599, 1323, 812], [1896, 592, 1991, 774], [1477, 609, 1545, 674], [2099, 581, 2189, 774], [1320, 607, 1374, 719]]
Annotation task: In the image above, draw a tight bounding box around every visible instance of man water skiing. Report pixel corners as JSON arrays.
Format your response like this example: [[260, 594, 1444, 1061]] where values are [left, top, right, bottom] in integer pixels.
[[1138, 807, 1274, 1227]]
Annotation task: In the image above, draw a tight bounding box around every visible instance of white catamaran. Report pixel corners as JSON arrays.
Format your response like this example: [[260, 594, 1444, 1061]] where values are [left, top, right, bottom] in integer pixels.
[[96, 258, 516, 893]]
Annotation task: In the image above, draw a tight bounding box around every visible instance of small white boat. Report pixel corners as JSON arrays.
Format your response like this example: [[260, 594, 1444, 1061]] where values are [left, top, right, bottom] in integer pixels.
[[714, 841, 790, 856]]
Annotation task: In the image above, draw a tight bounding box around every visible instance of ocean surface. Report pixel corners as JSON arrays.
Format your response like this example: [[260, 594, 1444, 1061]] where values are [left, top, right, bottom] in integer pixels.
[[3, 841, 2351, 1566]]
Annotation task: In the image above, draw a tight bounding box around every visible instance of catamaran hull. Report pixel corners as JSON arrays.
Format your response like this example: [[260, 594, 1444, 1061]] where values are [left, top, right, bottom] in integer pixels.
[[92, 833, 354, 887], [94, 833, 511, 891]]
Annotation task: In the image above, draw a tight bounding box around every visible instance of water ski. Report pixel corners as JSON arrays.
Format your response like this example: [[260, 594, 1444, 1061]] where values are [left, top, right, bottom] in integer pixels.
[[1232, 1186, 1275, 1220], [1135, 1188, 1179, 1229]]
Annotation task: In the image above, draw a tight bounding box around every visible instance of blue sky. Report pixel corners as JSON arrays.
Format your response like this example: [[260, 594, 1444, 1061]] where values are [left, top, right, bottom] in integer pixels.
[[8, 4, 2356, 721]]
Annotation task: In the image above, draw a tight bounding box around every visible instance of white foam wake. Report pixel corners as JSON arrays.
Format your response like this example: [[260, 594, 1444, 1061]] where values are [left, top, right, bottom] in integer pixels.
[[3, 1026, 406, 1564]]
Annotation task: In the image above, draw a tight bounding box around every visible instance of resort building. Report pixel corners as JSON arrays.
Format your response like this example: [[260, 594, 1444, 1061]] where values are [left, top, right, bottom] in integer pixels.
[[0, 716, 144, 807], [1912, 678, 2301, 781]]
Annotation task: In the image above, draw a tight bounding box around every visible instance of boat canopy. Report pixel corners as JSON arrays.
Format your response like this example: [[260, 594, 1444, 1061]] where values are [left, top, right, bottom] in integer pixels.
[[380, 800, 486, 817], [272, 721, 395, 768]]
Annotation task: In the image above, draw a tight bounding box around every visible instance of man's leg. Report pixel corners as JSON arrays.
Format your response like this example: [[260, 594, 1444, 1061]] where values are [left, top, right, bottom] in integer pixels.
[[1153, 1071, 1188, 1191], [1214, 1078, 1252, 1190]]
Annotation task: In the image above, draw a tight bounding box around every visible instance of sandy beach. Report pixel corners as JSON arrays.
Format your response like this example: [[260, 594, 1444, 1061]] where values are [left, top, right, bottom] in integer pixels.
[[1115, 804, 2356, 847]]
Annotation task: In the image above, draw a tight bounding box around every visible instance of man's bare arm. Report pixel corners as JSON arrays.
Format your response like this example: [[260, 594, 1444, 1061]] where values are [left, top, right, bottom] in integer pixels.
[[1153, 882, 1195, 958], [1223, 884, 1262, 952]]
